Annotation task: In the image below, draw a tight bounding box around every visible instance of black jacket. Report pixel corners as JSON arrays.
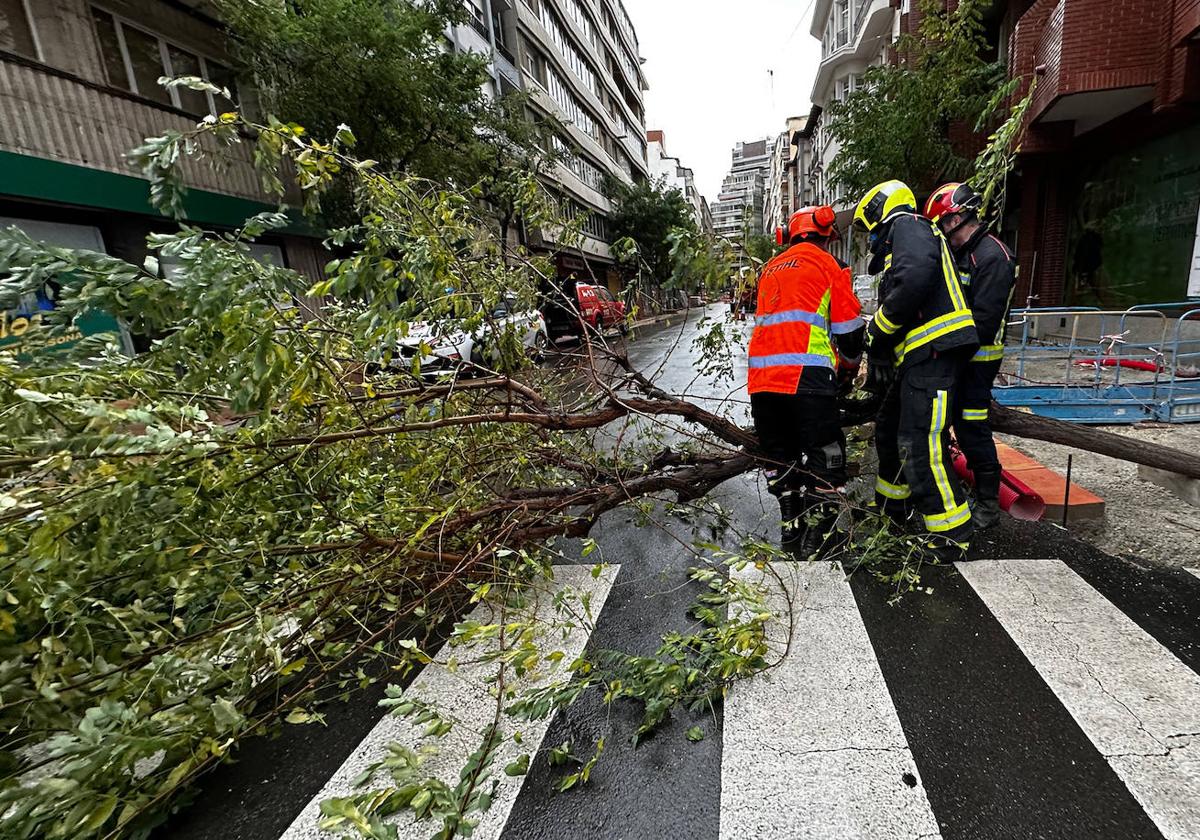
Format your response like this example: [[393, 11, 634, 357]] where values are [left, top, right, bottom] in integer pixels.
[[956, 225, 1016, 349], [867, 213, 978, 367]]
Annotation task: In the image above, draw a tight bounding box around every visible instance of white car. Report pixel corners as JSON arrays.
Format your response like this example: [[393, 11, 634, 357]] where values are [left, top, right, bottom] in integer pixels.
[[396, 295, 548, 376]]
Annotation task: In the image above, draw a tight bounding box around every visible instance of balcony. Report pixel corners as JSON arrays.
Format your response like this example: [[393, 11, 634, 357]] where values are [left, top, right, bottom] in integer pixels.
[[0, 52, 270, 204], [810, 0, 894, 106], [1010, 0, 1160, 145]]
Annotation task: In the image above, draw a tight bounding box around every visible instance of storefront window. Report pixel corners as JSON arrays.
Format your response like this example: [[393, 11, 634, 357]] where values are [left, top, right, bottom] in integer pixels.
[[1065, 124, 1200, 306]]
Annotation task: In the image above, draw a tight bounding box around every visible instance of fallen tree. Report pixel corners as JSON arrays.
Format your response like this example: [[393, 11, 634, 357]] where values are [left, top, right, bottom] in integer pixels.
[[3, 111, 1198, 840], [991, 403, 1200, 480]]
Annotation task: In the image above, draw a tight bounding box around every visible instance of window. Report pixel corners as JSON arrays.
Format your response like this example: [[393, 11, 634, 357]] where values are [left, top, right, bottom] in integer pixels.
[[0, 0, 38, 59], [91, 7, 236, 114], [836, 0, 850, 48], [521, 38, 547, 87]]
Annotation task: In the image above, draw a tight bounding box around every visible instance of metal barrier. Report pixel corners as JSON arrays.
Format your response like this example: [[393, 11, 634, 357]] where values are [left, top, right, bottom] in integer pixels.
[[995, 304, 1200, 424]]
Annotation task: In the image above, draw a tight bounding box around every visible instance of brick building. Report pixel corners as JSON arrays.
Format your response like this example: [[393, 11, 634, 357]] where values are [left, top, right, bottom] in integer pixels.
[[1006, 0, 1200, 307]]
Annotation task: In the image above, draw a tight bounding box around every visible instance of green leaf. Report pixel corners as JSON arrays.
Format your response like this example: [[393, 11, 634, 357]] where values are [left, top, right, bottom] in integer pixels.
[[14, 388, 53, 403], [503, 754, 530, 776], [686, 726, 705, 743], [280, 657, 308, 676], [212, 698, 245, 733]]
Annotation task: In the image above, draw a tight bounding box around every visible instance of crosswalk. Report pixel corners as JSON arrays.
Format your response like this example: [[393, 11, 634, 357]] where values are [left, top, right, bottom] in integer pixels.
[[280, 565, 620, 840], [260, 558, 1200, 840], [722, 563, 939, 839]]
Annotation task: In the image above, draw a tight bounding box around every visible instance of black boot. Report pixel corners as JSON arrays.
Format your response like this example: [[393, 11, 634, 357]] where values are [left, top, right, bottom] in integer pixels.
[[973, 467, 1003, 530], [796, 500, 841, 560], [779, 490, 805, 548], [923, 533, 971, 564], [876, 493, 917, 533]]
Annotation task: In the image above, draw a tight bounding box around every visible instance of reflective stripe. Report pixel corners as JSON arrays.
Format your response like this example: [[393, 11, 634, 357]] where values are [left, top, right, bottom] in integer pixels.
[[899, 309, 974, 361], [757, 308, 825, 327], [831, 316, 865, 335], [929, 389, 957, 514], [962, 408, 989, 422], [876, 477, 912, 500], [973, 343, 1004, 362], [874, 309, 901, 335], [940, 237, 970, 313], [924, 501, 972, 533], [808, 289, 835, 362], [748, 353, 836, 369]]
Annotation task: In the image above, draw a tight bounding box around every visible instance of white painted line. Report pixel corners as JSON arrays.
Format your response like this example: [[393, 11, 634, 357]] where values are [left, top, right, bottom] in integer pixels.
[[1186, 568, 1200, 583], [279, 564, 619, 840], [959, 559, 1200, 840], [720, 562, 941, 840]]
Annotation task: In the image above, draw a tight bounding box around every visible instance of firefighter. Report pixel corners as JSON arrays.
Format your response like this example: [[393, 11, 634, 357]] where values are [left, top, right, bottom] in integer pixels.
[[924, 182, 1017, 529], [853, 180, 979, 558], [748, 206, 865, 557]]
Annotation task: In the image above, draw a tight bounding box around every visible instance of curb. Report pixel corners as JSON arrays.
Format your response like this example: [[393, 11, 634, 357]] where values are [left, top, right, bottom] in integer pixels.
[[631, 308, 702, 330]]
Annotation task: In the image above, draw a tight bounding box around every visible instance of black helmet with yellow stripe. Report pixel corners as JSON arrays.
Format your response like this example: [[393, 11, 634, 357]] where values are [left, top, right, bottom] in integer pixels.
[[853, 180, 918, 233]]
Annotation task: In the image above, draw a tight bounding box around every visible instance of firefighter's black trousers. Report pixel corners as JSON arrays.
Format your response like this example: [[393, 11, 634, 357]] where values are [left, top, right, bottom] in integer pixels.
[[874, 353, 974, 543], [953, 358, 1002, 476], [751, 392, 848, 497]]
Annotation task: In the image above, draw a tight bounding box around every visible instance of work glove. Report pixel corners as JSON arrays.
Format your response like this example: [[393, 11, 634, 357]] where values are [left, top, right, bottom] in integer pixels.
[[864, 357, 895, 395]]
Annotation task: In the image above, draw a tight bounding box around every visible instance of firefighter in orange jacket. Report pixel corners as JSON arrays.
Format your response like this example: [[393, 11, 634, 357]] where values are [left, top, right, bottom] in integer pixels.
[[748, 206, 865, 556]]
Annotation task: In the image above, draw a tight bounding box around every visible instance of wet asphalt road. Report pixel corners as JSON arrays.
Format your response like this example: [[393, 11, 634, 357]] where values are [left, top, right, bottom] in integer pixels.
[[160, 307, 1200, 840]]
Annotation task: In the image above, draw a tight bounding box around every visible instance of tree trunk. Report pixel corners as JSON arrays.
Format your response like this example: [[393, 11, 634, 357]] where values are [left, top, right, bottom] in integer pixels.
[[990, 403, 1200, 480]]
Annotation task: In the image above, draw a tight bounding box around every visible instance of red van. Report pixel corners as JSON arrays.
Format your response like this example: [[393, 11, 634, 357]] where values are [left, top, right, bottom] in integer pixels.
[[543, 279, 628, 340], [575, 283, 627, 333]]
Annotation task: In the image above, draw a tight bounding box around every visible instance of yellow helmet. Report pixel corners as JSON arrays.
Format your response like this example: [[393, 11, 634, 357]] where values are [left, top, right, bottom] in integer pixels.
[[854, 180, 917, 233]]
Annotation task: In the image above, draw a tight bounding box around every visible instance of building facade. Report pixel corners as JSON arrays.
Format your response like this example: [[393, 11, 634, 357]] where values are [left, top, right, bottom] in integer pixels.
[[763, 115, 813, 238], [0, 1, 330, 323], [806, 0, 899, 271], [1005, 0, 1200, 307], [711, 138, 772, 265], [646, 129, 710, 233], [508, 0, 649, 285]]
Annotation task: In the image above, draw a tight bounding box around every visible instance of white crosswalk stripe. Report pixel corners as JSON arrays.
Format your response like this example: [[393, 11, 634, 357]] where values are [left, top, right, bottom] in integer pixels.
[[279, 564, 619, 840], [1187, 568, 1200, 582], [268, 557, 1200, 840], [958, 559, 1200, 840], [721, 562, 941, 840]]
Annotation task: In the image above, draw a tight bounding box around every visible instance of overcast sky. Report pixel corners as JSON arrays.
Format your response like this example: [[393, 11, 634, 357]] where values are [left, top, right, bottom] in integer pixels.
[[624, 0, 823, 203]]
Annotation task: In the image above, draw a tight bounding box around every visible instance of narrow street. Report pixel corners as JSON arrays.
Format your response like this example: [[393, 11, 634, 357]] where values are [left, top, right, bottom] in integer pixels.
[[162, 310, 1200, 840]]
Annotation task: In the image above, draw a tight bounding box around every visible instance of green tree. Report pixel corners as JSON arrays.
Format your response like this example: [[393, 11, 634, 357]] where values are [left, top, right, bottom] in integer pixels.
[[825, 0, 1008, 202], [606, 180, 698, 286], [214, 0, 491, 185], [742, 232, 777, 269], [0, 111, 780, 839]]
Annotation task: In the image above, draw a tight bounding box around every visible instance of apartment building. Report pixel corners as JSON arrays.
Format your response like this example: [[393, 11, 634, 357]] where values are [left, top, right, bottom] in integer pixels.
[[807, 0, 898, 271], [762, 115, 812, 238], [646, 129, 711, 234], [0, 0, 328, 348], [508, 0, 649, 285], [711, 138, 772, 264]]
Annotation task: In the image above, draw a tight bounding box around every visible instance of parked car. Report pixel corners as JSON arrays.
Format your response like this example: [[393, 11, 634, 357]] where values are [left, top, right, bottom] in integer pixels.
[[577, 283, 627, 333], [542, 278, 627, 341], [396, 294, 548, 376]]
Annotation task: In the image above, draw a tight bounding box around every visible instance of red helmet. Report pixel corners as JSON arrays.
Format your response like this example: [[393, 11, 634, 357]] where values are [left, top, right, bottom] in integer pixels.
[[924, 182, 982, 223], [778, 205, 838, 245]]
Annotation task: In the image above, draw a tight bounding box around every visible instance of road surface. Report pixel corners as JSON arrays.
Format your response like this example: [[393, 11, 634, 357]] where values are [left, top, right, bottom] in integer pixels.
[[161, 308, 1200, 840]]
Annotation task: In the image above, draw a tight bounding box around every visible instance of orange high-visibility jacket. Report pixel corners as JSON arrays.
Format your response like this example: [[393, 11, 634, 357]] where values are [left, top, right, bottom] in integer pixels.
[[747, 242, 863, 395]]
